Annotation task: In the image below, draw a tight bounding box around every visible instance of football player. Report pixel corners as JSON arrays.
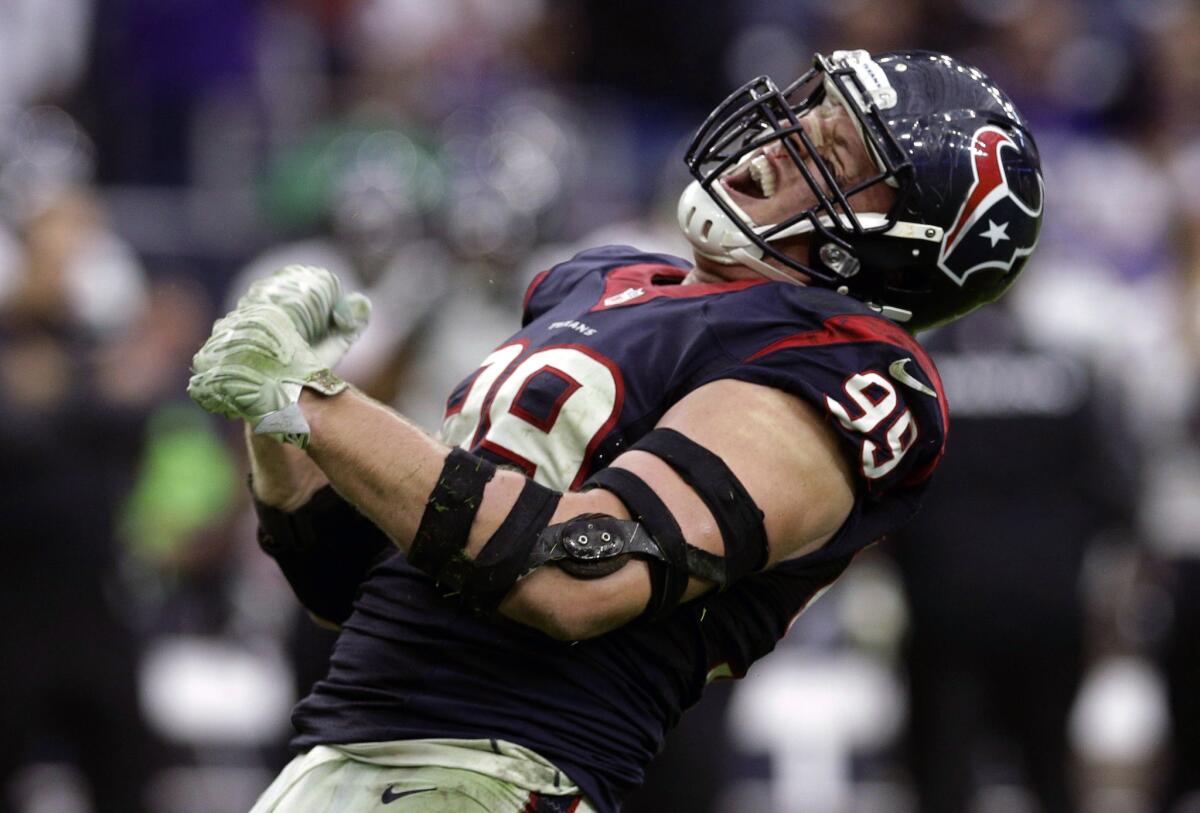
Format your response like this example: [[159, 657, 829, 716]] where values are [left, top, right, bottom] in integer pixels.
[[188, 49, 1044, 812]]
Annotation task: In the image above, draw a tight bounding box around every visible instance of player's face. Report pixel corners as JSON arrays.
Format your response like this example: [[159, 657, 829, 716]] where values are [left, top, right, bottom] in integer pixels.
[[717, 97, 895, 234]]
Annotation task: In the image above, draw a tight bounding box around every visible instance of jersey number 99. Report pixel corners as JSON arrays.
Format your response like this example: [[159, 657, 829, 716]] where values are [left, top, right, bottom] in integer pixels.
[[824, 371, 918, 480]]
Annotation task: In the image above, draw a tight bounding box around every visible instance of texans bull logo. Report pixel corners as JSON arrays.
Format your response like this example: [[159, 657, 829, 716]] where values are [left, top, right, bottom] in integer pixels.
[[937, 125, 1043, 287]]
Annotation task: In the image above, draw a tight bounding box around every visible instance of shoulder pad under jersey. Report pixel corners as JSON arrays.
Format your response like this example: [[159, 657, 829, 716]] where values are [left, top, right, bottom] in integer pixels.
[[701, 286, 948, 496]]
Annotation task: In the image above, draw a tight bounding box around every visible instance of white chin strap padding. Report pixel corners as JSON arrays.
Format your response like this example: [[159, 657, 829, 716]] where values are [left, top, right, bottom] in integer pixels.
[[677, 180, 808, 285], [677, 180, 752, 259]]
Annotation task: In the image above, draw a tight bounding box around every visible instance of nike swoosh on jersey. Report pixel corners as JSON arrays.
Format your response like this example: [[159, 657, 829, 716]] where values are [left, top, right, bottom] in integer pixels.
[[382, 786, 438, 804], [889, 358, 938, 398]]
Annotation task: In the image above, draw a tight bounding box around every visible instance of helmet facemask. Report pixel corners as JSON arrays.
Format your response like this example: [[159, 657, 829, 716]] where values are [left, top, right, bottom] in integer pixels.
[[678, 51, 934, 322]]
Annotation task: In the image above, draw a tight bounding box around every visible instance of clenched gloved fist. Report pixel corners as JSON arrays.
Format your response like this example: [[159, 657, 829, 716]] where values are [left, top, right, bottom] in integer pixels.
[[187, 304, 346, 448], [237, 264, 371, 369]]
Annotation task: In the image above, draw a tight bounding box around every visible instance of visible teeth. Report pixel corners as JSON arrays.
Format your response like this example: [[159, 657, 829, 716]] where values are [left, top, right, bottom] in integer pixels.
[[806, 115, 825, 149], [749, 155, 776, 198]]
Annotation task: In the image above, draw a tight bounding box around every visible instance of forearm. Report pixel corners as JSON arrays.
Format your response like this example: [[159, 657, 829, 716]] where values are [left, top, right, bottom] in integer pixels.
[[298, 387, 526, 554], [246, 424, 329, 510], [247, 419, 392, 625]]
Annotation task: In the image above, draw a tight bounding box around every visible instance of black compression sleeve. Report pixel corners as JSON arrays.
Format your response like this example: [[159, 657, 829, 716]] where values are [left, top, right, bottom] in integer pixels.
[[253, 483, 394, 625]]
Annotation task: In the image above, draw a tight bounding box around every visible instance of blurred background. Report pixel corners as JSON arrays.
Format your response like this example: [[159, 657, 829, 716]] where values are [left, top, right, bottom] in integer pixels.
[[0, 0, 1197, 811]]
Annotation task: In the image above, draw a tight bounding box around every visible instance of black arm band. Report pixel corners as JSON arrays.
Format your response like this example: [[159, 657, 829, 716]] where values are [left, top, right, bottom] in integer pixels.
[[253, 483, 393, 625], [630, 428, 769, 580], [584, 466, 691, 618], [436, 477, 562, 612], [408, 448, 497, 580]]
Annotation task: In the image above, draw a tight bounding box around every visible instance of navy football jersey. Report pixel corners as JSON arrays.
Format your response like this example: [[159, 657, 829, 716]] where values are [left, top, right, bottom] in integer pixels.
[[289, 246, 947, 812]]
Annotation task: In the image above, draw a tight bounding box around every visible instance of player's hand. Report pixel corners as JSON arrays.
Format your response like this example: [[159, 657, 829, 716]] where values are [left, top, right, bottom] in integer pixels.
[[237, 264, 372, 369], [187, 304, 347, 447]]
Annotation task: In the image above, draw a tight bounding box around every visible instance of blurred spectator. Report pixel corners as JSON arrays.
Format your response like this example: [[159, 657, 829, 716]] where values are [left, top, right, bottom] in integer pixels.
[[1157, 545, 1200, 813], [1142, 1, 1200, 148], [889, 303, 1139, 813], [575, 0, 733, 108], [0, 186, 168, 812], [1149, 132, 1200, 813], [0, 0, 93, 110], [78, 0, 263, 186], [813, 0, 923, 55], [236, 119, 451, 403]]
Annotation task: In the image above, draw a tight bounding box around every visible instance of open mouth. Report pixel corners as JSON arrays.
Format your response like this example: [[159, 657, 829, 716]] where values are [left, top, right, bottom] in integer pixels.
[[722, 153, 777, 200]]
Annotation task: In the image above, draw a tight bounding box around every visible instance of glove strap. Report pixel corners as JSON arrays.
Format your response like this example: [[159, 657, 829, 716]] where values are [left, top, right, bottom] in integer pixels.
[[252, 370, 347, 448]]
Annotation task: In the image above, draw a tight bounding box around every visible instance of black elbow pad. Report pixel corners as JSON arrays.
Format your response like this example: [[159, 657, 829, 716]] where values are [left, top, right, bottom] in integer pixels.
[[253, 484, 392, 625]]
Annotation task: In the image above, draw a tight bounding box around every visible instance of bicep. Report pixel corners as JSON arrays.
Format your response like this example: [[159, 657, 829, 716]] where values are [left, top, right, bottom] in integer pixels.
[[630, 378, 856, 572]]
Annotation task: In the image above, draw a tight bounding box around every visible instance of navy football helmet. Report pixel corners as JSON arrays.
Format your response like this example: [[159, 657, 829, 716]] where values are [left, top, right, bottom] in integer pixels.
[[677, 50, 1044, 331]]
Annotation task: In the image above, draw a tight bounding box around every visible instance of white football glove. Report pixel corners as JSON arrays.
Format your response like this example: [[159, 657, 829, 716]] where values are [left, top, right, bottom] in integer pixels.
[[237, 264, 371, 369], [187, 304, 347, 447]]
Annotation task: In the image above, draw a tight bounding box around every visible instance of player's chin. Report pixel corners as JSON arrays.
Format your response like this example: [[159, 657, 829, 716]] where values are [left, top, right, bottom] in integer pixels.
[[766, 238, 814, 285]]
